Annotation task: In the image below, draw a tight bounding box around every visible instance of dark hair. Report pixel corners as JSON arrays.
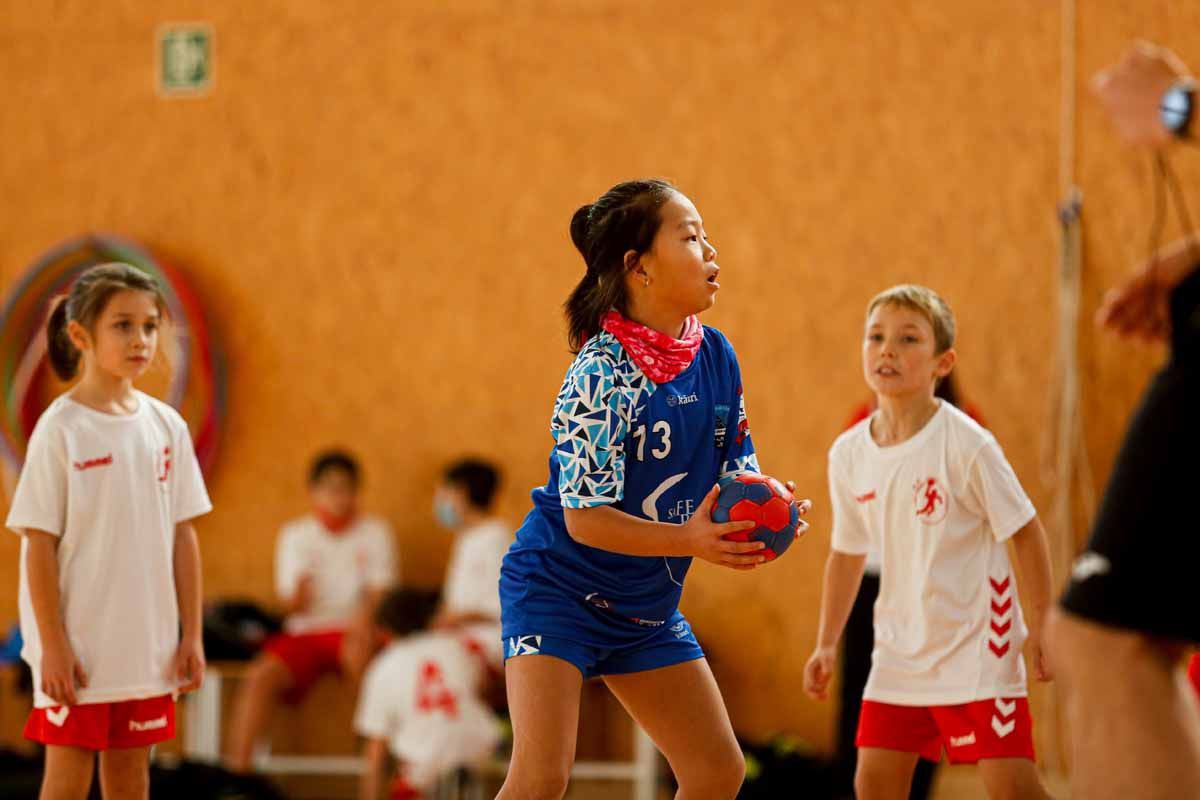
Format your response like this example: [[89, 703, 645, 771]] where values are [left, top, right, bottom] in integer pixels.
[[308, 450, 361, 487], [374, 587, 439, 636], [934, 372, 961, 407], [46, 262, 168, 381], [565, 179, 678, 352], [444, 458, 500, 511]]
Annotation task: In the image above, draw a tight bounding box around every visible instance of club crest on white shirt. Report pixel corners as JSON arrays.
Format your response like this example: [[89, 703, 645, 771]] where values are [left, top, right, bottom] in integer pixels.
[[912, 476, 948, 524]]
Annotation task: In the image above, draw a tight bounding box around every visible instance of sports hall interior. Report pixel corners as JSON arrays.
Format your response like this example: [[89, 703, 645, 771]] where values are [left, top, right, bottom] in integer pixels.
[[0, 2, 1196, 798]]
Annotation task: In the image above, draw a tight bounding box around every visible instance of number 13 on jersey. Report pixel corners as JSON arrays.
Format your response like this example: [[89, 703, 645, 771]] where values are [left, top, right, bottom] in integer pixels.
[[632, 421, 672, 461]]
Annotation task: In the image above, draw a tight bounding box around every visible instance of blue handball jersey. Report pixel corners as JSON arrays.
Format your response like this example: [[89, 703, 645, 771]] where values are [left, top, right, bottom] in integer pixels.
[[500, 325, 759, 648]]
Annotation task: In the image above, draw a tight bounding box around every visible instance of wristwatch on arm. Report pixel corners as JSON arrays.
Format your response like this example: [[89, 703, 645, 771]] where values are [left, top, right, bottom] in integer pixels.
[[1161, 79, 1195, 138]]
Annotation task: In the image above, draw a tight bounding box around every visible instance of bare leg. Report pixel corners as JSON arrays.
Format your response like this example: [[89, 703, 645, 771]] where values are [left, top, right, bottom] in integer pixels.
[[223, 653, 294, 772], [1048, 608, 1200, 799], [495, 655, 582, 800], [854, 747, 919, 800], [976, 757, 1050, 800], [603, 658, 744, 800], [98, 745, 151, 800], [39, 745, 95, 800]]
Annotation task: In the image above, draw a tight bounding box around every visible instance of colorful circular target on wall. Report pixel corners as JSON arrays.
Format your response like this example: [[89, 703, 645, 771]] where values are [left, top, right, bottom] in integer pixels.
[[0, 235, 225, 476]]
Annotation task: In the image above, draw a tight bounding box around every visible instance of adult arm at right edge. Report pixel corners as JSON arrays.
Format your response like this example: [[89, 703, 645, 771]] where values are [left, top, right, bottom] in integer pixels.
[[803, 550, 867, 701], [1098, 233, 1200, 340]]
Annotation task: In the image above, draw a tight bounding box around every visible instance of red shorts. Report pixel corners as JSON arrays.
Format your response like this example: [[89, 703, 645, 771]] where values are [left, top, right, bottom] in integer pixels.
[[390, 775, 423, 800], [1188, 653, 1200, 697], [24, 694, 175, 751], [262, 629, 345, 704], [857, 698, 1036, 764]]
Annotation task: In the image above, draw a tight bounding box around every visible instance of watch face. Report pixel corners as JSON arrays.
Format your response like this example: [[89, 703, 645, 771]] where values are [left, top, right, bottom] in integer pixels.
[[1162, 86, 1192, 132]]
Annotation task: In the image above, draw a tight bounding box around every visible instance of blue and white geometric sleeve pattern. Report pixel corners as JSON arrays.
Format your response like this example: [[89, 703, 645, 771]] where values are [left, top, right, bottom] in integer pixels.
[[552, 332, 654, 509]]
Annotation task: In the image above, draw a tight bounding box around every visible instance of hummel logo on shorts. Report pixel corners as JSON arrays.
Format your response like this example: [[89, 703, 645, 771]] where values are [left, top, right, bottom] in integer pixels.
[[129, 715, 168, 732]]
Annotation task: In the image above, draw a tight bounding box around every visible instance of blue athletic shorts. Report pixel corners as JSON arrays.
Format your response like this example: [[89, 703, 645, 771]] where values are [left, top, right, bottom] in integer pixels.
[[503, 612, 704, 680]]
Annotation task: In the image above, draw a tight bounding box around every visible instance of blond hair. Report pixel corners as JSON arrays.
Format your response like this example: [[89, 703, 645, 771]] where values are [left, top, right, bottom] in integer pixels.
[[866, 284, 955, 354]]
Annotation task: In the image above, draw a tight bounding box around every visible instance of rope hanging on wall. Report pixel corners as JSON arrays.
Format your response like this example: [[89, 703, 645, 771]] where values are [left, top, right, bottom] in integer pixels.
[[1039, 0, 1095, 772]]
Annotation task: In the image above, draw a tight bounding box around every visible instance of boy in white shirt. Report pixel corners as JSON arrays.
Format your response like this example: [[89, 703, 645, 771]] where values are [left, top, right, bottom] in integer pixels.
[[427, 458, 510, 668], [225, 450, 397, 772], [355, 588, 502, 800], [804, 285, 1055, 799]]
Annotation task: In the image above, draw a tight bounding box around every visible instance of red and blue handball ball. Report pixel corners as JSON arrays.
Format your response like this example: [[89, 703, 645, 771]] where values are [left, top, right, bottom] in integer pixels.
[[710, 471, 802, 561]]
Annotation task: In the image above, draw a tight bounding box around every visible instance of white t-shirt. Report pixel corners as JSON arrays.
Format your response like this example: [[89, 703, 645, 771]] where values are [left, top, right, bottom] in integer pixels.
[[354, 632, 501, 790], [6, 392, 213, 708], [276, 514, 397, 634], [442, 519, 510, 660], [829, 402, 1037, 706]]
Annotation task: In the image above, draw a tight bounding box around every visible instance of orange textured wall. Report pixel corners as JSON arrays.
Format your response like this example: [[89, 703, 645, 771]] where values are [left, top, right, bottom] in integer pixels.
[[0, 1, 1192, 749]]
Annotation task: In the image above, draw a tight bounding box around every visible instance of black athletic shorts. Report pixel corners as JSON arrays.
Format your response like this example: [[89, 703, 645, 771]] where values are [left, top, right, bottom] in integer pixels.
[[1059, 267, 1200, 642]]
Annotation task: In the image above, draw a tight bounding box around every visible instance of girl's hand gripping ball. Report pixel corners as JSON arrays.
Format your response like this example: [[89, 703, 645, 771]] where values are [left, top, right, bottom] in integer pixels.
[[710, 472, 809, 561]]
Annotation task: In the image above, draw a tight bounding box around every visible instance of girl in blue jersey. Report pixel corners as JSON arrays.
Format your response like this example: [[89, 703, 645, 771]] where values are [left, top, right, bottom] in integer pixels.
[[497, 179, 811, 800]]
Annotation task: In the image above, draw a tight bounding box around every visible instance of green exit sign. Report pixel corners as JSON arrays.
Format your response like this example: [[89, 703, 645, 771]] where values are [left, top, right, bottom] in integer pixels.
[[158, 24, 213, 95]]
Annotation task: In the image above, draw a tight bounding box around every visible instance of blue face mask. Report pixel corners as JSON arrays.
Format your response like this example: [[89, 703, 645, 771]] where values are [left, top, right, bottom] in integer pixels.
[[434, 496, 461, 530]]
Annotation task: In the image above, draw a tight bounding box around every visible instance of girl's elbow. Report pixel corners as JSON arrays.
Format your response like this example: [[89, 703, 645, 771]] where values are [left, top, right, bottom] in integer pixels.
[[562, 508, 592, 544]]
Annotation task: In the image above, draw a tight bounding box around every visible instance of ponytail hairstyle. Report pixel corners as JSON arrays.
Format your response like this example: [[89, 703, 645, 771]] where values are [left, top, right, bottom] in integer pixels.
[[45, 262, 168, 381], [565, 179, 677, 352]]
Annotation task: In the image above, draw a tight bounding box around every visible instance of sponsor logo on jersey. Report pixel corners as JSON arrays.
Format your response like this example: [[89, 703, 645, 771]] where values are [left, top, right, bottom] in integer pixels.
[[1070, 551, 1111, 583], [734, 386, 749, 445], [129, 715, 168, 732], [714, 403, 730, 449], [73, 454, 113, 471], [855, 490, 877, 503], [912, 477, 948, 524], [666, 393, 699, 408], [642, 473, 688, 522]]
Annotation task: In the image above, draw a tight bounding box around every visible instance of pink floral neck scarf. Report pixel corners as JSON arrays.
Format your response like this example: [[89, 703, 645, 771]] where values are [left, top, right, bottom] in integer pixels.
[[600, 309, 704, 384]]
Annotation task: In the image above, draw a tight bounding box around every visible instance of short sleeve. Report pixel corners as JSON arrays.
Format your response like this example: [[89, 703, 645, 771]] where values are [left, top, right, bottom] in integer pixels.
[[966, 439, 1037, 542], [364, 523, 398, 589], [719, 342, 760, 477], [552, 355, 631, 508], [828, 458, 870, 555], [353, 658, 397, 739], [171, 424, 212, 523], [6, 421, 68, 536], [275, 527, 303, 601]]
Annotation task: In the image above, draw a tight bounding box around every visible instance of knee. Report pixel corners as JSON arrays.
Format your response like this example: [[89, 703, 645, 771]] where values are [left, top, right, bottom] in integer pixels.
[[100, 756, 149, 796], [676, 746, 745, 798], [854, 762, 896, 800], [245, 655, 291, 694]]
